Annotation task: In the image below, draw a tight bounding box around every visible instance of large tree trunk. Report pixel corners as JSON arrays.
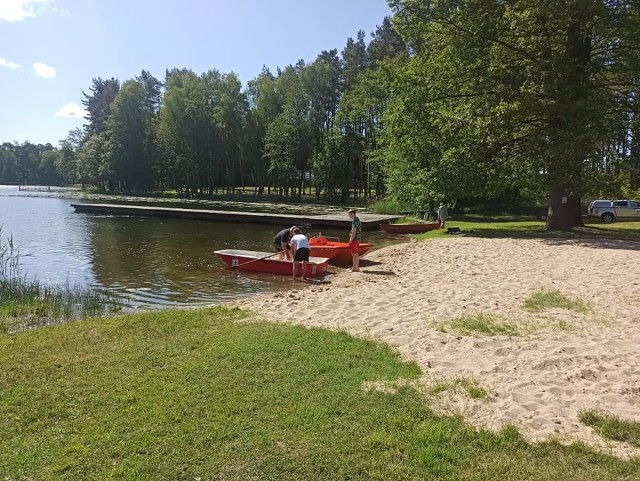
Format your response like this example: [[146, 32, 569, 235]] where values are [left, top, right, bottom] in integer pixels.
[[545, 14, 592, 232], [546, 185, 583, 231]]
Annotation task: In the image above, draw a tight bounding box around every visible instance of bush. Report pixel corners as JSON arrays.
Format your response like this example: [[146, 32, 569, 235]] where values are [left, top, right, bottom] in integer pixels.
[[371, 198, 404, 214]]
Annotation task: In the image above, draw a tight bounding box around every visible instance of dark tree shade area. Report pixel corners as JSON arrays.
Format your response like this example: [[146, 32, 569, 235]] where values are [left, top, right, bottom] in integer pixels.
[[3, 3, 640, 231]]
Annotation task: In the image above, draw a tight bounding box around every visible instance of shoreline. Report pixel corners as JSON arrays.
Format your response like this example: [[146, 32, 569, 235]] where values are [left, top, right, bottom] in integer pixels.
[[237, 236, 640, 458]]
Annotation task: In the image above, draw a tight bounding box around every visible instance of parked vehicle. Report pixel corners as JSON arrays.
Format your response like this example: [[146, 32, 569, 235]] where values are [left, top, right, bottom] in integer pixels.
[[587, 199, 640, 223]]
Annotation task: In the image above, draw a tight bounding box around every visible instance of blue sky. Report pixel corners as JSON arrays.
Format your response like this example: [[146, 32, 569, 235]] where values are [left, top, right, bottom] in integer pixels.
[[0, 0, 392, 145]]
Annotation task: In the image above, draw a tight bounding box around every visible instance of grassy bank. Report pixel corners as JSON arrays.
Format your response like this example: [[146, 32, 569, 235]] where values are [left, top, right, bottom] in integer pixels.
[[1, 307, 638, 480], [414, 218, 640, 240], [0, 281, 120, 333], [0, 230, 120, 333]]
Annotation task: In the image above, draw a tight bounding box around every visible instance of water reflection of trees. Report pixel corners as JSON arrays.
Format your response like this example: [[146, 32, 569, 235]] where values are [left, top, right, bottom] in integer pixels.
[[84, 217, 282, 304]]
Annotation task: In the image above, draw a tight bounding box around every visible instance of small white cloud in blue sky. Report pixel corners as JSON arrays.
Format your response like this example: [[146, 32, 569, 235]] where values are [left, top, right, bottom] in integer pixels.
[[0, 0, 60, 22], [0, 57, 22, 70], [33, 62, 56, 78], [55, 103, 86, 119]]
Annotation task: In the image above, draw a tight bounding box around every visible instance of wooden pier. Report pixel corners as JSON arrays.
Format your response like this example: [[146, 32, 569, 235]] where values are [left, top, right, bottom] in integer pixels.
[[70, 203, 400, 231]]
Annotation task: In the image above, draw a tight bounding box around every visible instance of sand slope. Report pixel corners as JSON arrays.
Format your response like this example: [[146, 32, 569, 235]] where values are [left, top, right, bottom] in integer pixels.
[[238, 237, 640, 458]]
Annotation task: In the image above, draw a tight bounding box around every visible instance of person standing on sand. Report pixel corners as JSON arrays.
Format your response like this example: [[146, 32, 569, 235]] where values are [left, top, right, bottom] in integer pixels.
[[348, 208, 361, 272], [290, 227, 311, 280], [274, 226, 295, 260], [437, 203, 448, 229]]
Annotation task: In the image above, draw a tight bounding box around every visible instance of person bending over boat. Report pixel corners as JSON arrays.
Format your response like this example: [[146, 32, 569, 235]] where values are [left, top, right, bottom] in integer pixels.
[[274, 226, 296, 260], [348, 209, 361, 272], [290, 227, 311, 280]]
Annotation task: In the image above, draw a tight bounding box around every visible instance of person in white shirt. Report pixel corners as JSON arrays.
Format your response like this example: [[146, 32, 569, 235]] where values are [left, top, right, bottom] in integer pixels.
[[289, 227, 310, 280]]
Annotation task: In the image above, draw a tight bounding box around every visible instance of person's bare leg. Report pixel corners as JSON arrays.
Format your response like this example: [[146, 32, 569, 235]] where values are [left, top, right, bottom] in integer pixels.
[[352, 253, 360, 272], [302, 260, 307, 279], [292, 261, 297, 280]]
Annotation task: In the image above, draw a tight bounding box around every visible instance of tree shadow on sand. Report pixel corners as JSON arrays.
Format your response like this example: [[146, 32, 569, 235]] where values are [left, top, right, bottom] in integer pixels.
[[540, 236, 640, 251], [355, 259, 396, 276], [453, 222, 640, 250]]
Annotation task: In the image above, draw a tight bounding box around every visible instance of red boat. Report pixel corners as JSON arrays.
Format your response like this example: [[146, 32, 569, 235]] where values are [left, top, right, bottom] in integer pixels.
[[308, 236, 373, 264], [381, 223, 441, 234], [215, 250, 329, 277]]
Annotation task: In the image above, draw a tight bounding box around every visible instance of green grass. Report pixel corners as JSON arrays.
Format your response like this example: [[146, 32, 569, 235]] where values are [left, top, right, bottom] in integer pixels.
[[414, 217, 640, 240], [415, 219, 545, 240], [524, 289, 591, 314], [427, 377, 489, 400], [1, 307, 639, 480], [579, 410, 640, 447], [580, 219, 640, 236], [440, 314, 522, 337]]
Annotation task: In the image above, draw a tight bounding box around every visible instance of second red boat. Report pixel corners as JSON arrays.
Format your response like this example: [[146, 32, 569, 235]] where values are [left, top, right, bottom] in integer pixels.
[[308, 236, 373, 264]]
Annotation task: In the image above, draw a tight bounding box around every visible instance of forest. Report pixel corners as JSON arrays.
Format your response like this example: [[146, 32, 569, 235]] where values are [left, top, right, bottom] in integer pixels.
[[1, 1, 639, 230]]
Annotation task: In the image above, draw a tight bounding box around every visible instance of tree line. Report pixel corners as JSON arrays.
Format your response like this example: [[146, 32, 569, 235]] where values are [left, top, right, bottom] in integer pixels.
[[2, 1, 640, 230], [0, 16, 404, 204]]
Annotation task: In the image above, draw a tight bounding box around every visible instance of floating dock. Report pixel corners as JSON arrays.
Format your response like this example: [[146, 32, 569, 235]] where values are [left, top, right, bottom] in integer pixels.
[[70, 203, 400, 231]]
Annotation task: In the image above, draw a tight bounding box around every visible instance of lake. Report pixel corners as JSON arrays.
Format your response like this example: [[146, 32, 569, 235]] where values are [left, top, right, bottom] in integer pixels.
[[0, 186, 396, 308]]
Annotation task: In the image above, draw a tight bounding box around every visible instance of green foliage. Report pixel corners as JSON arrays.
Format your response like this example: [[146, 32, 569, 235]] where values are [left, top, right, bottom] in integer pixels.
[[0, 142, 62, 186], [1, 307, 639, 480], [81, 77, 120, 135], [579, 410, 640, 447], [368, 16, 407, 64], [156, 69, 249, 196], [371, 198, 403, 214], [310, 129, 362, 202], [524, 290, 591, 314], [106, 79, 152, 193], [76, 132, 111, 191], [7, 4, 640, 212], [384, 0, 640, 230]]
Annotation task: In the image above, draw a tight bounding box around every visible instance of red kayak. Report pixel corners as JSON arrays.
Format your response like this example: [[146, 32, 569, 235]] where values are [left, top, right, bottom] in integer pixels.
[[308, 236, 373, 264], [381, 223, 441, 234], [215, 249, 329, 277]]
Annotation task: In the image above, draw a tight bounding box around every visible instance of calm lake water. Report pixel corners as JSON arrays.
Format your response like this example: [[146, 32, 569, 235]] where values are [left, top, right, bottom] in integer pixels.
[[0, 186, 396, 308]]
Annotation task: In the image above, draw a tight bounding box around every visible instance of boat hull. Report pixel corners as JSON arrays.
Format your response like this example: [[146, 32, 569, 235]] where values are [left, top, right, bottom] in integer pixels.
[[308, 237, 373, 264], [381, 223, 441, 234], [215, 250, 329, 277]]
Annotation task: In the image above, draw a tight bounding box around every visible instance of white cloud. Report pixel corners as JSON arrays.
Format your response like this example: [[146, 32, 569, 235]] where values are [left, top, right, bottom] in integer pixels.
[[0, 57, 22, 70], [55, 103, 87, 119], [51, 5, 69, 17], [0, 0, 58, 22], [33, 62, 56, 78]]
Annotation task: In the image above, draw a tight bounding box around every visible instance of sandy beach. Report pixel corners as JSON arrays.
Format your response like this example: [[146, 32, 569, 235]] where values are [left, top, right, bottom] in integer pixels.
[[238, 236, 640, 458]]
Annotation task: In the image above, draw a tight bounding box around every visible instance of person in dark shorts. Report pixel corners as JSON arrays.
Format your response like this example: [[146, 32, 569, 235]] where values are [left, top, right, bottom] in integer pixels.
[[273, 226, 295, 260], [290, 227, 311, 280]]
